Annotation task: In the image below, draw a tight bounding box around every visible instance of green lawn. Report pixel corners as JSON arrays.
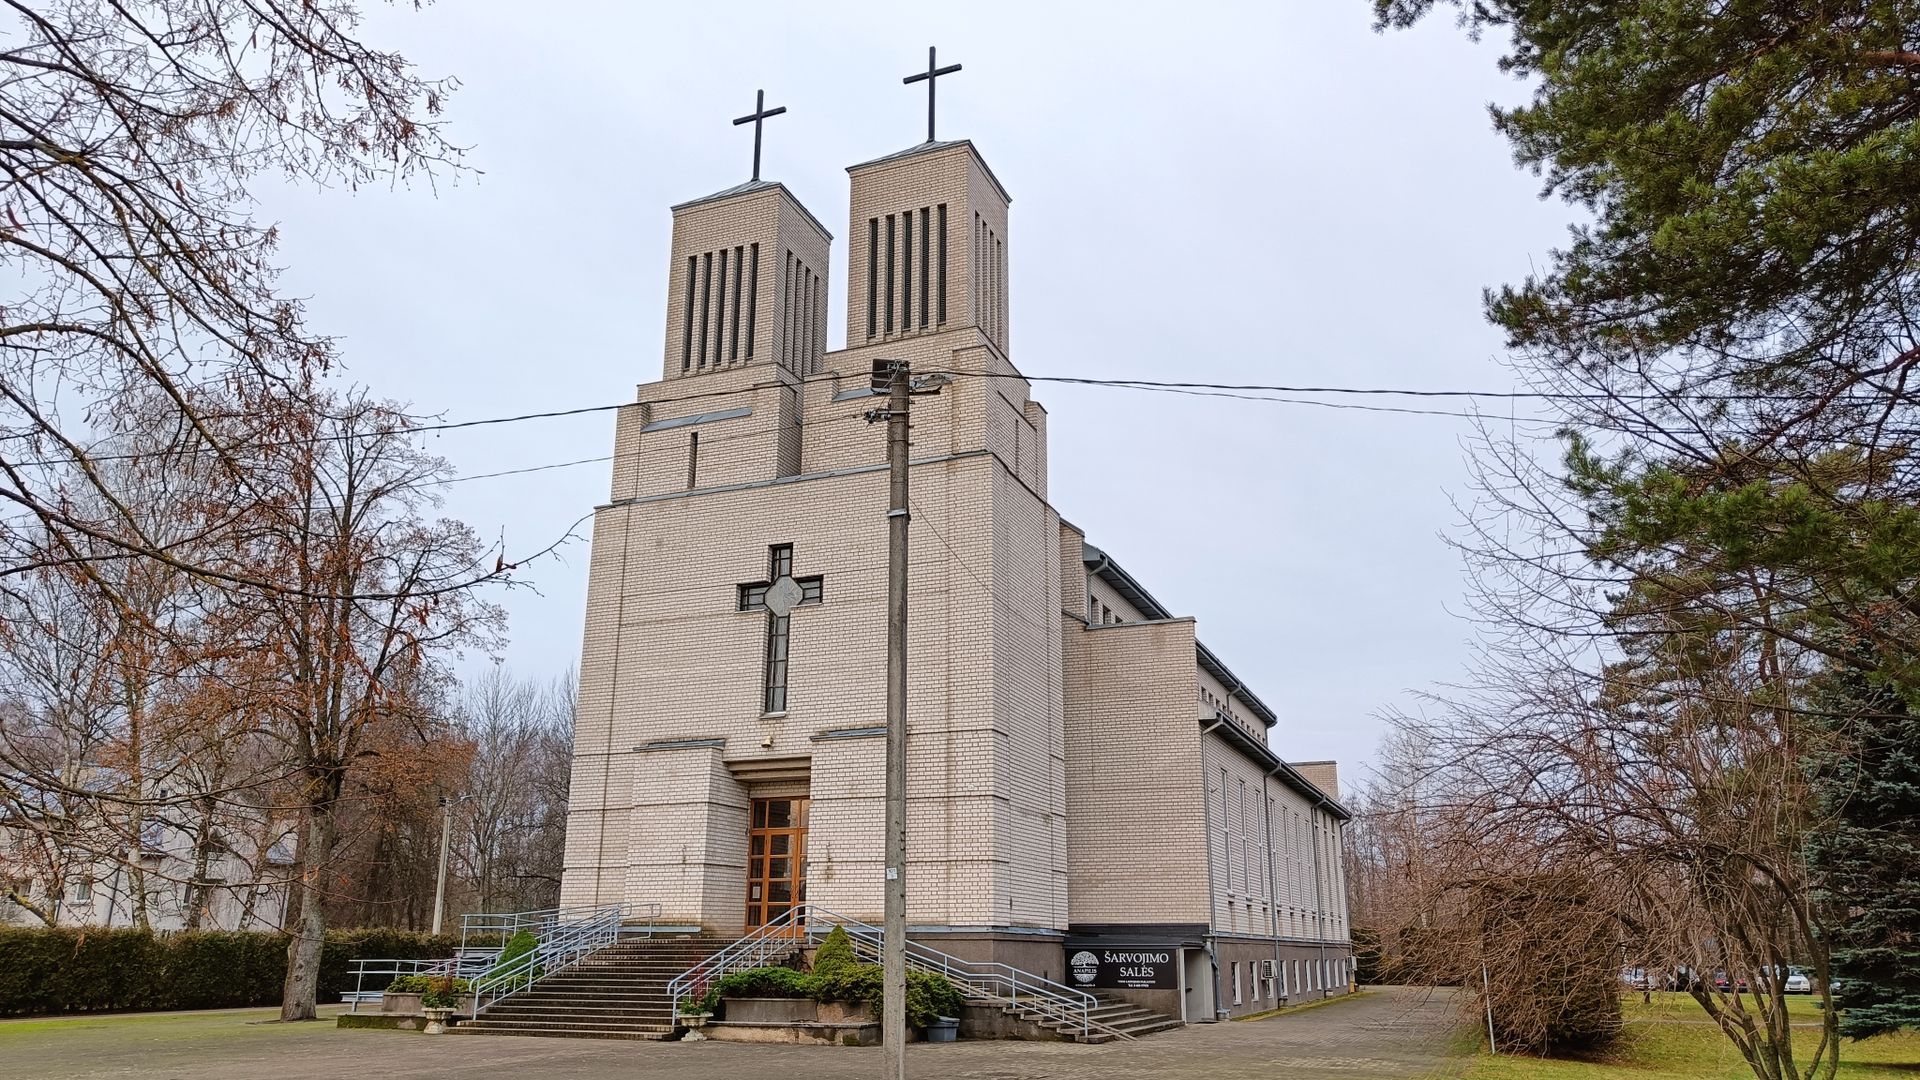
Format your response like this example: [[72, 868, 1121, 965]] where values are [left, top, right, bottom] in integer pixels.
[[1458, 994, 1920, 1079]]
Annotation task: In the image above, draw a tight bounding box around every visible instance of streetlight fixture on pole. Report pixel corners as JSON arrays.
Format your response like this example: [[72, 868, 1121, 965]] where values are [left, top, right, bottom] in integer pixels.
[[430, 794, 468, 937], [865, 359, 945, 1080]]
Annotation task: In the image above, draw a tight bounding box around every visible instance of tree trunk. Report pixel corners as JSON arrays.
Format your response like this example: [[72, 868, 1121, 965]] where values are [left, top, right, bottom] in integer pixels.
[[280, 805, 336, 1021], [183, 796, 218, 930]]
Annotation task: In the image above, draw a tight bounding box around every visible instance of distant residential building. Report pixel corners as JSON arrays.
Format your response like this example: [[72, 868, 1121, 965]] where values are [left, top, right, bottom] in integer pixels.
[[2, 802, 293, 932]]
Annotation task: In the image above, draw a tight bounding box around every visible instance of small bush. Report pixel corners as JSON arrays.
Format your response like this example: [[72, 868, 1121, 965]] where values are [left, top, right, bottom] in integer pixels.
[[489, 930, 540, 980], [698, 953, 967, 1029], [811, 925, 857, 977], [713, 966, 811, 999], [809, 963, 964, 1027]]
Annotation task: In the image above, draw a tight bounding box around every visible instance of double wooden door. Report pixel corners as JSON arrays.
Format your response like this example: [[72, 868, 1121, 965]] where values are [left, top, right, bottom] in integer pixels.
[[746, 797, 808, 930]]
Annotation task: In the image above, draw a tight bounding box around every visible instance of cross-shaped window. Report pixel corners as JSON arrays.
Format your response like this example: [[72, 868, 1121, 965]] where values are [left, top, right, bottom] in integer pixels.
[[737, 544, 824, 714]]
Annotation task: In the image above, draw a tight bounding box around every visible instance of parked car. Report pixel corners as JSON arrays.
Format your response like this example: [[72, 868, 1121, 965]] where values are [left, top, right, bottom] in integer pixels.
[[1712, 971, 1750, 993], [1620, 967, 1651, 991], [1785, 968, 1812, 994]]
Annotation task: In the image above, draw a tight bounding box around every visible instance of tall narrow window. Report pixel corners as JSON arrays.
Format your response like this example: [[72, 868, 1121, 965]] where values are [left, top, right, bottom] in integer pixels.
[[901, 210, 913, 332], [919, 207, 931, 328], [814, 278, 826, 372], [974, 213, 983, 328], [867, 218, 879, 338], [681, 255, 696, 371], [884, 215, 896, 333], [730, 245, 744, 361], [714, 248, 729, 367], [997, 236, 1007, 343], [987, 230, 997, 341], [698, 252, 713, 367], [764, 609, 790, 714], [782, 251, 794, 368], [687, 431, 699, 489], [802, 268, 815, 372], [1231, 962, 1242, 1006], [936, 201, 952, 319], [1220, 767, 1232, 893], [762, 544, 795, 713], [745, 244, 759, 358]]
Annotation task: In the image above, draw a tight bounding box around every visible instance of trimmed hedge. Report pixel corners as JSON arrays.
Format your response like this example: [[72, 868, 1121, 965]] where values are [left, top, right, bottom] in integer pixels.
[[0, 926, 467, 1016], [691, 961, 967, 1028]]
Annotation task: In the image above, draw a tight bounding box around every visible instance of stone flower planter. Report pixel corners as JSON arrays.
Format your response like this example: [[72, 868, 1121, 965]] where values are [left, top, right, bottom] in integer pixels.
[[421, 1007, 455, 1035], [679, 1011, 714, 1041], [707, 998, 886, 1045], [720, 998, 871, 1025], [382, 992, 475, 1016]]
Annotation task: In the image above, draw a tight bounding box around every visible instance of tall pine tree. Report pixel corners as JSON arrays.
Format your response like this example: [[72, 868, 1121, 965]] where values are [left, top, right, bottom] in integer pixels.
[[1808, 652, 1920, 1039]]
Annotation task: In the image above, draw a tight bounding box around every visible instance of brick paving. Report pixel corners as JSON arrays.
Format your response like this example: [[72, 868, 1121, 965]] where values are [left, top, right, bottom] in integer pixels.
[[0, 987, 1466, 1080]]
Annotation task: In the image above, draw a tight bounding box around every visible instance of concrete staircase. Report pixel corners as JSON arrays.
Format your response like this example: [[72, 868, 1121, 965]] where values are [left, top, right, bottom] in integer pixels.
[[451, 934, 738, 1041], [449, 932, 1182, 1045], [985, 992, 1184, 1044]]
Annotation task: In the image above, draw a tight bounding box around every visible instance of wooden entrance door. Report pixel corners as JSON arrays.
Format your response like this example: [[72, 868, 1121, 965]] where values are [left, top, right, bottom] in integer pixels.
[[746, 797, 809, 930]]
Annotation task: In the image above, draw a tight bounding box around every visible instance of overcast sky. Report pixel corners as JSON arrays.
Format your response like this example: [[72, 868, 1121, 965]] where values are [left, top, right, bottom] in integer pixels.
[[257, 2, 1571, 784]]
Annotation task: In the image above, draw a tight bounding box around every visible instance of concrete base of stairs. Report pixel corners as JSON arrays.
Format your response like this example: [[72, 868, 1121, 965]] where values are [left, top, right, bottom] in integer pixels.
[[962, 993, 1184, 1044]]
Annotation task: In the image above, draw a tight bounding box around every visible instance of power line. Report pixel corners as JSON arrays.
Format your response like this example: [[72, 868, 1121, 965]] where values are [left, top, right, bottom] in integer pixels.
[[15, 363, 1859, 481]]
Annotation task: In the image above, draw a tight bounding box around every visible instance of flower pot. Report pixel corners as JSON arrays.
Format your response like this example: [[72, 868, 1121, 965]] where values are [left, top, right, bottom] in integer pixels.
[[679, 1011, 714, 1042], [925, 1016, 959, 1043], [421, 1007, 455, 1035]]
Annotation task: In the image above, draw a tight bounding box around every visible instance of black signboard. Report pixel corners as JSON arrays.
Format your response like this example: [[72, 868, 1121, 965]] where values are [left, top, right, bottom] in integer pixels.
[[1068, 948, 1178, 990]]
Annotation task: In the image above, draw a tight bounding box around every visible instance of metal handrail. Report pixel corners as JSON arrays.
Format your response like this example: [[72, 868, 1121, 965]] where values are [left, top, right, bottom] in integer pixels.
[[343, 954, 497, 1013], [664, 906, 809, 1009], [465, 901, 635, 1018], [459, 901, 661, 954], [664, 904, 1124, 1041]]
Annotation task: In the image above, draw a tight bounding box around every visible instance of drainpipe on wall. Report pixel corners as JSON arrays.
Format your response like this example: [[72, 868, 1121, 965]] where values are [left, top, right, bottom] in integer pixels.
[[1310, 805, 1329, 997], [1264, 766, 1284, 1003], [1199, 718, 1225, 1020]]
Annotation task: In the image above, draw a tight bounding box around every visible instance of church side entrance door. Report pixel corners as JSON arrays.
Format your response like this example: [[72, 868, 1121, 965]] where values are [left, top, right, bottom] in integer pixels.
[[746, 797, 808, 932]]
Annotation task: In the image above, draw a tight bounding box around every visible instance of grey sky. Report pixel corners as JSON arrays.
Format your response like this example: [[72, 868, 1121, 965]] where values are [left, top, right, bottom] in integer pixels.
[[258, 2, 1569, 782]]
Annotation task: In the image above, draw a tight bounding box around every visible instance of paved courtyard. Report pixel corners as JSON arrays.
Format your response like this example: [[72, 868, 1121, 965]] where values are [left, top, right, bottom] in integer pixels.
[[0, 987, 1467, 1080]]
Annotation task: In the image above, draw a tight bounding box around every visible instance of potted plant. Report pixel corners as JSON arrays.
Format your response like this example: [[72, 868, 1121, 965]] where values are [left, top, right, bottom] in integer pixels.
[[677, 993, 717, 1041], [419, 975, 472, 1035]]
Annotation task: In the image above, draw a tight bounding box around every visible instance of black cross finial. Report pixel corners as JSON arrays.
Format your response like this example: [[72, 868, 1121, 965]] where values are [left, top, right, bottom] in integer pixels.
[[902, 46, 962, 143], [732, 89, 788, 182]]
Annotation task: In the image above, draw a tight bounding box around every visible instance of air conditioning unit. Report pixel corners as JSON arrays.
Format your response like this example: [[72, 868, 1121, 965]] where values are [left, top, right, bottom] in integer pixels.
[[1260, 959, 1277, 978]]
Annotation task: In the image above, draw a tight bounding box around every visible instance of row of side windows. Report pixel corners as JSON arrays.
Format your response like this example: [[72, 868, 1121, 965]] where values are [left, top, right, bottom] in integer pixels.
[[866, 203, 948, 339], [1233, 959, 1347, 1006], [682, 244, 760, 371]]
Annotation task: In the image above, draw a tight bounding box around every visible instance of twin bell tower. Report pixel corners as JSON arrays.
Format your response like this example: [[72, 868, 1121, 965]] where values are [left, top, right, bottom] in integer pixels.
[[658, 48, 1011, 384]]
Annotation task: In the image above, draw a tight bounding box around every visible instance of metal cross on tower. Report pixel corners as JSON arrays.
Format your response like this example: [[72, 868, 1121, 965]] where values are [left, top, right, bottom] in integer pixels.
[[733, 89, 788, 182], [902, 46, 962, 143]]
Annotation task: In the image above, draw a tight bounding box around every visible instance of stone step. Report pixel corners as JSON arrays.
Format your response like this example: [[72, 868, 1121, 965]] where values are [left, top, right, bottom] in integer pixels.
[[519, 976, 676, 987], [452, 1023, 672, 1041], [498, 996, 669, 1009], [458, 1017, 675, 1034], [1111, 1017, 1185, 1037], [474, 999, 675, 1014], [996, 996, 1183, 1041]]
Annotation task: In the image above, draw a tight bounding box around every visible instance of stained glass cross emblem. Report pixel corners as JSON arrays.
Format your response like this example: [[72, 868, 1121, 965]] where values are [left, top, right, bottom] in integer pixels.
[[737, 544, 823, 714]]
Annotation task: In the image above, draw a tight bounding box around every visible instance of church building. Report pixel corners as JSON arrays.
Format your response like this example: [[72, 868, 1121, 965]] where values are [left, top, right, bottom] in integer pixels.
[[560, 78, 1352, 1024]]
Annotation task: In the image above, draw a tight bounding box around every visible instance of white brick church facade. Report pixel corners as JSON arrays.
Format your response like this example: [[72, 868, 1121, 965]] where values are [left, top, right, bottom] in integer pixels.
[[559, 132, 1351, 1022]]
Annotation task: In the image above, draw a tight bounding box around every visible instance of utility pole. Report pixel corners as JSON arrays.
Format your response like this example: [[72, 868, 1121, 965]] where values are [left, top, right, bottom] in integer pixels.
[[865, 359, 945, 1079], [882, 359, 912, 1080], [430, 794, 464, 936]]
